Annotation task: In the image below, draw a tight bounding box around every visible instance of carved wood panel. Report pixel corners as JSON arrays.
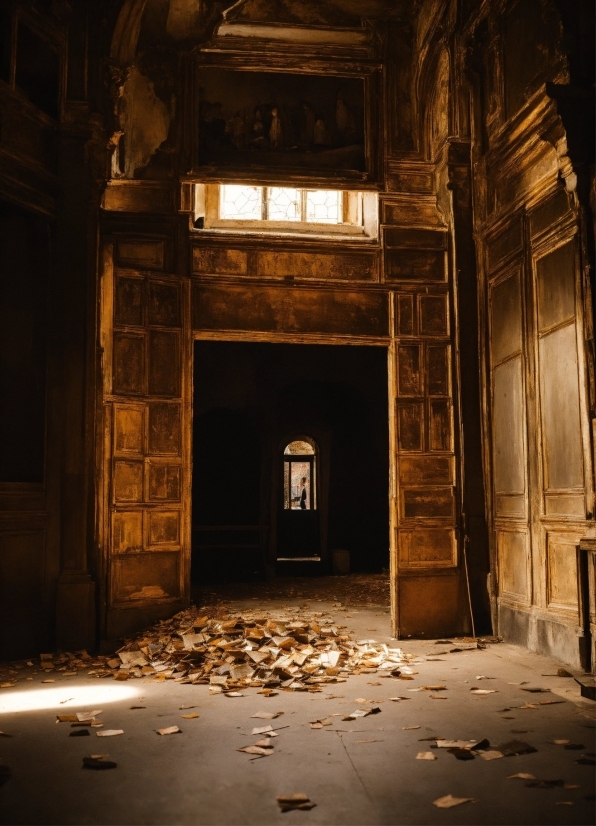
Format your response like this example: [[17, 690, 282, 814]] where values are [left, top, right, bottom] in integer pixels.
[[101, 242, 189, 630], [394, 285, 457, 573]]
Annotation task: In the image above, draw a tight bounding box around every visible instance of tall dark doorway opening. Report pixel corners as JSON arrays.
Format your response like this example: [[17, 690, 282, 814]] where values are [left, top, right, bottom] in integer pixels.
[[191, 340, 389, 585]]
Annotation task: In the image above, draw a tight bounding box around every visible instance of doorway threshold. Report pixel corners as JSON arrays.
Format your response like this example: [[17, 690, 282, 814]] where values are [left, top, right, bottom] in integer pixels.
[[277, 556, 321, 562]]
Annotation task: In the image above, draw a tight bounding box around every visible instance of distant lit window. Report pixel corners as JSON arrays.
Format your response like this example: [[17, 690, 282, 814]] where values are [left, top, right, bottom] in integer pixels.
[[283, 439, 317, 510]]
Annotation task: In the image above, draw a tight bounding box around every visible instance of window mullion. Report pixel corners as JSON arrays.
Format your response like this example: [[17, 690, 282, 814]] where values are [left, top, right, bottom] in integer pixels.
[[262, 187, 268, 221], [301, 189, 307, 222]]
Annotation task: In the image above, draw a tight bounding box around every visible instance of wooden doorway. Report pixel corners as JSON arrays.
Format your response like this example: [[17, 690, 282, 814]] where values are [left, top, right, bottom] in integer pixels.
[[278, 437, 320, 560]]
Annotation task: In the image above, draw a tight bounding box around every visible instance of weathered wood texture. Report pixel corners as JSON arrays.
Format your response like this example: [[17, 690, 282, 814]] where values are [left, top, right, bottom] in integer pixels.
[[192, 245, 379, 283], [468, 0, 594, 667], [192, 283, 389, 338], [101, 241, 190, 639]]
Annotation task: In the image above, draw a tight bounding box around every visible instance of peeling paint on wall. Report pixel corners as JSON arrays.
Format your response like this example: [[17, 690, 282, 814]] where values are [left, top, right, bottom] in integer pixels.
[[121, 67, 171, 177]]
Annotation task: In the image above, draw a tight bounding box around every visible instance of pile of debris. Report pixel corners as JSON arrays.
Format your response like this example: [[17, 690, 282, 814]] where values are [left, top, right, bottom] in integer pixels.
[[107, 606, 419, 691]]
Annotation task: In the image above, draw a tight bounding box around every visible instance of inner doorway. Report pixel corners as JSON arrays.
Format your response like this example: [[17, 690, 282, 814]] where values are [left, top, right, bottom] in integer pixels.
[[279, 437, 319, 559], [191, 340, 389, 585]]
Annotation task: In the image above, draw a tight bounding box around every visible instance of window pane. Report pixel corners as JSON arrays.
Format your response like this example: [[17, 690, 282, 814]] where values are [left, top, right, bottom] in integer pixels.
[[289, 461, 311, 510], [220, 185, 262, 219], [267, 187, 300, 221], [306, 190, 342, 224], [284, 440, 314, 455]]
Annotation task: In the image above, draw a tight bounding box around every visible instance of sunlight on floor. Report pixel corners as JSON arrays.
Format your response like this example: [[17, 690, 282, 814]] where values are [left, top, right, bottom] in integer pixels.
[[0, 683, 140, 714]]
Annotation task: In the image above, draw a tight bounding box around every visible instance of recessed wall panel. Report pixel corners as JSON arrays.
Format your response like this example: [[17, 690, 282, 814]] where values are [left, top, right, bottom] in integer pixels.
[[402, 487, 454, 518], [112, 511, 143, 553], [490, 271, 522, 364], [546, 532, 579, 612], [498, 529, 530, 603], [192, 284, 389, 338], [116, 239, 165, 270], [399, 456, 452, 485], [492, 357, 525, 494], [398, 404, 423, 451], [385, 249, 445, 282], [536, 241, 575, 332], [148, 464, 181, 501], [148, 331, 180, 397], [192, 247, 248, 275], [429, 399, 451, 451], [427, 345, 449, 395], [539, 324, 583, 491], [112, 552, 180, 602], [148, 281, 180, 327], [114, 406, 144, 455], [398, 529, 456, 567], [397, 345, 422, 395], [419, 295, 448, 335], [148, 403, 181, 455], [113, 460, 143, 503], [115, 276, 144, 326], [148, 511, 181, 547], [397, 294, 414, 335], [113, 333, 145, 395]]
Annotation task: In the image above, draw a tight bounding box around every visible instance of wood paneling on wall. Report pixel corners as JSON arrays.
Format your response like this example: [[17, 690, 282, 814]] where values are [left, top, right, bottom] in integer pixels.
[[191, 283, 389, 339], [100, 241, 190, 639], [192, 244, 378, 283], [474, 37, 593, 665]]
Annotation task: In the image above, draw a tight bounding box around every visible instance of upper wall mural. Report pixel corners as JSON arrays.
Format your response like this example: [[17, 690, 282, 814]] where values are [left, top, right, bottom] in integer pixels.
[[198, 68, 366, 176]]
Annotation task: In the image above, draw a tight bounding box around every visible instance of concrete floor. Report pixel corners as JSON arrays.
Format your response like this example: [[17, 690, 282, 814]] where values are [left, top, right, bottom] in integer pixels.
[[0, 598, 594, 825]]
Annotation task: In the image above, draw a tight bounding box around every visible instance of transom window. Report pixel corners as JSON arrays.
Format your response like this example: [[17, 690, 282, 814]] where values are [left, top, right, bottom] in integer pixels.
[[220, 186, 342, 224], [192, 183, 378, 239]]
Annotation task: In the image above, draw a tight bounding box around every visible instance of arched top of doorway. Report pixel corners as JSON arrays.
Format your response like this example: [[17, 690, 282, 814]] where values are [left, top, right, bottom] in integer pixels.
[[284, 437, 316, 455]]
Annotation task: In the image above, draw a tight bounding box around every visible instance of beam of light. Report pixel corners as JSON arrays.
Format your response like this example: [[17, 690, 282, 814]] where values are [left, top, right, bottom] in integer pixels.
[[0, 683, 140, 714]]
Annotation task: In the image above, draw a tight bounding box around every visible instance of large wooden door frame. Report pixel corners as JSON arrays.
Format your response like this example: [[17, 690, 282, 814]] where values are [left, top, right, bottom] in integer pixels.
[[191, 329, 397, 632]]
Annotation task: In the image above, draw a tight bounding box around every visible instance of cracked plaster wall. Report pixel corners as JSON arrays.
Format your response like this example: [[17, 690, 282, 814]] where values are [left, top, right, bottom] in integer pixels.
[[120, 66, 171, 178]]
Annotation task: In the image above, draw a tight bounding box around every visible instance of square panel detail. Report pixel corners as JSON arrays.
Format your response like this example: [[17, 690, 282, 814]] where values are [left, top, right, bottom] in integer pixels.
[[148, 331, 181, 396], [546, 532, 580, 613], [148, 281, 181, 327], [402, 487, 454, 519], [113, 333, 145, 395], [148, 464, 181, 501], [115, 276, 144, 326], [399, 456, 453, 485], [397, 344, 422, 395], [113, 460, 144, 503], [112, 552, 180, 602], [427, 345, 449, 395], [398, 528, 456, 568], [497, 529, 530, 604], [148, 403, 181, 455], [114, 405, 144, 455], [148, 511, 181, 547], [429, 399, 451, 451], [112, 511, 143, 553], [398, 403, 423, 451], [116, 238, 165, 270], [419, 295, 448, 335], [397, 294, 414, 335]]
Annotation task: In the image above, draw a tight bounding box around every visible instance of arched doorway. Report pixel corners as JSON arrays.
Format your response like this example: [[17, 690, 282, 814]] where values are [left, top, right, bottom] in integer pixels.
[[278, 437, 320, 560]]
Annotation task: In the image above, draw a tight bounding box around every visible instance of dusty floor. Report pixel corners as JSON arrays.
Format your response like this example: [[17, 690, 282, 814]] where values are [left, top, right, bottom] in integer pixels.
[[0, 579, 594, 825], [192, 573, 392, 609]]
